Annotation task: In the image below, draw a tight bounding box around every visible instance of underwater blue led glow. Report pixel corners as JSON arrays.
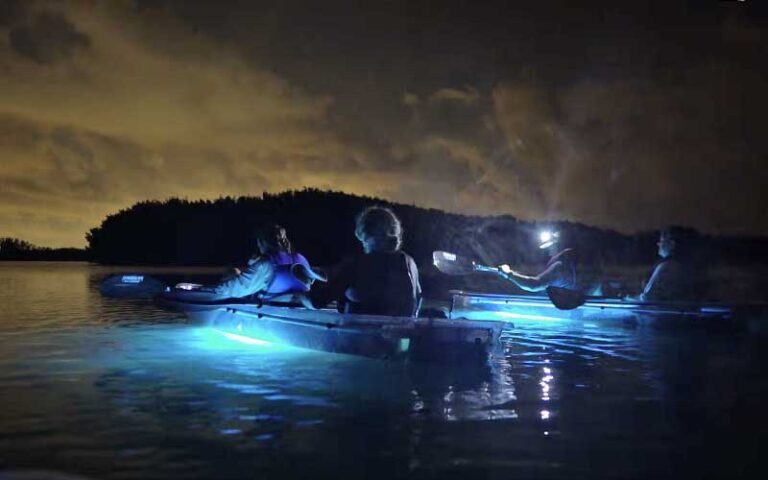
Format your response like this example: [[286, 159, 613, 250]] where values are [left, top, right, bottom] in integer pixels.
[[216, 329, 273, 346], [467, 298, 559, 309], [191, 327, 286, 352], [493, 311, 564, 322]]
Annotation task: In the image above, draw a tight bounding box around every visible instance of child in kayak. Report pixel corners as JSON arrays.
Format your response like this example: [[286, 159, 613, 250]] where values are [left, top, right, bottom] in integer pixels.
[[213, 224, 325, 300], [317, 206, 422, 316]]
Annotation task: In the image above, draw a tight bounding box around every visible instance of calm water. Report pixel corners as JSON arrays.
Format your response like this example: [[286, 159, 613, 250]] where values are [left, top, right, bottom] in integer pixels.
[[0, 262, 766, 480]]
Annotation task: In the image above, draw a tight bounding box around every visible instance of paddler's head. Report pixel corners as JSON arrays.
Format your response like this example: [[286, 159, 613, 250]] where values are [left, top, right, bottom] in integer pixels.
[[355, 206, 403, 253], [253, 223, 293, 255], [658, 226, 700, 259], [537, 228, 561, 255], [658, 226, 698, 259], [657, 229, 675, 258]]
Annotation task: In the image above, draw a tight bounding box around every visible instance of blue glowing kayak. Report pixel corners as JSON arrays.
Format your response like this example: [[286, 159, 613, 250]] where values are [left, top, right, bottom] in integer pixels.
[[448, 290, 766, 332], [156, 288, 504, 362]]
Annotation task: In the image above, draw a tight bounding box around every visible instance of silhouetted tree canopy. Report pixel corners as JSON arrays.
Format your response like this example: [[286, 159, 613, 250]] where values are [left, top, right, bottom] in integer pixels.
[[0, 237, 87, 261], [86, 189, 767, 275]]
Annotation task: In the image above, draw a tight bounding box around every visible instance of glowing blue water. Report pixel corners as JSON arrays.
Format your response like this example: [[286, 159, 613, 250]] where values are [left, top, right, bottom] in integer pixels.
[[0, 262, 765, 479]]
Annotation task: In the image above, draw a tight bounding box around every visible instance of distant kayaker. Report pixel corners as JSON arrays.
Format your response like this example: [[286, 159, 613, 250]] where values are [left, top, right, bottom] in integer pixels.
[[496, 229, 583, 293], [498, 230, 601, 295], [317, 206, 422, 316], [213, 224, 324, 300], [626, 226, 704, 302]]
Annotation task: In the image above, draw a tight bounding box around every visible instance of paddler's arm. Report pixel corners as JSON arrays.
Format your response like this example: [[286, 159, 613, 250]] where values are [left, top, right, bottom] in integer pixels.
[[624, 262, 667, 302], [407, 254, 423, 317], [213, 257, 274, 299], [309, 256, 355, 308], [637, 262, 670, 302], [497, 261, 563, 293]]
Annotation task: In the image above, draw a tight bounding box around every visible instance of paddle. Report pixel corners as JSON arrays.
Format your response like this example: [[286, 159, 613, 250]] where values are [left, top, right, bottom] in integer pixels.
[[545, 286, 587, 310], [432, 250, 587, 310], [432, 250, 498, 275], [99, 266, 325, 300], [98, 273, 200, 299]]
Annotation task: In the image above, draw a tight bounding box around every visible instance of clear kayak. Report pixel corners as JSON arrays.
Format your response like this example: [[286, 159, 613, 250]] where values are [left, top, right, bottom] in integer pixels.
[[449, 290, 768, 332], [156, 288, 505, 363]]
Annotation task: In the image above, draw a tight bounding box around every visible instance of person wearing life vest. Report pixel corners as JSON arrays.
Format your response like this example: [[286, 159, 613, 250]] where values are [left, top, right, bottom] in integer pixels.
[[496, 229, 578, 293], [316, 206, 422, 316], [625, 226, 704, 302], [213, 224, 325, 300]]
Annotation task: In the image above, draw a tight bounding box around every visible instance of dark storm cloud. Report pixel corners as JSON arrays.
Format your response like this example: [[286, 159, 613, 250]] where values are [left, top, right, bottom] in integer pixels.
[[9, 11, 90, 63], [0, 0, 26, 27], [492, 63, 768, 233], [161, 0, 766, 234], [0, 0, 766, 246]]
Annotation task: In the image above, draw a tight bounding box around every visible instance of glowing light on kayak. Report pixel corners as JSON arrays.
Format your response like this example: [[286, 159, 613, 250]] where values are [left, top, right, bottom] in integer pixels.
[[215, 329, 273, 346], [468, 298, 560, 309], [493, 311, 564, 322]]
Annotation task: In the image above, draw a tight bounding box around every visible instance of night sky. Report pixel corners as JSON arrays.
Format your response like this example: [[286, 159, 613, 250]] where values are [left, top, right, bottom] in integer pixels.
[[0, 0, 766, 247]]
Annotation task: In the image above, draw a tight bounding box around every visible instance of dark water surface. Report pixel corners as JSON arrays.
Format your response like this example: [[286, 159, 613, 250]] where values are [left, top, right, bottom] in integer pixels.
[[0, 262, 766, 480]]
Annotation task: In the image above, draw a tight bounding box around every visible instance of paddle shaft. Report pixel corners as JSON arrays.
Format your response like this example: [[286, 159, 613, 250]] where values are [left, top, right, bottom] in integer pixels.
[[432, 250, 586, 310], [474, 264, 498, 273]]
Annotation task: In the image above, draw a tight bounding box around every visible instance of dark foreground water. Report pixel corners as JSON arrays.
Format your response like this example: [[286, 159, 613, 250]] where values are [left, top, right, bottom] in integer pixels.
[[0, 262, 766, 480]]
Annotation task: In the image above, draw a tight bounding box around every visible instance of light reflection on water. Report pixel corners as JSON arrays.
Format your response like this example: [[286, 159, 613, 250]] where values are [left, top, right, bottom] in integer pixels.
[[0, 262, 766, 479]]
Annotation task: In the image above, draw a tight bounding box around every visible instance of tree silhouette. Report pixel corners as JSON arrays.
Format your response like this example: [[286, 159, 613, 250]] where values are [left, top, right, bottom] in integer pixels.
[[0, 237, 86, 261], [81, 188, 767, 299]]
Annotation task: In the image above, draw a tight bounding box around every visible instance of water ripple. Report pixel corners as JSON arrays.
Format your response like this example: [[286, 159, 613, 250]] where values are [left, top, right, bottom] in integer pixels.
[[0, 262, 766, 479]]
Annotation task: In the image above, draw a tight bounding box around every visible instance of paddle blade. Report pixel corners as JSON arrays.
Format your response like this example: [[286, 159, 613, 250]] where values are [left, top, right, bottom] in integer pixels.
[[99, 274, 168, 299], [546, 286, 587, 310], [432, 251, 479, 275]]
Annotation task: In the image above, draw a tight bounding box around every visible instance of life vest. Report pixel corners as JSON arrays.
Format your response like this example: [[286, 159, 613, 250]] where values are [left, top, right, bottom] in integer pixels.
[[265, 251, 312, 294], [545, 248, 577, 290], [344, 251, 421, 317]]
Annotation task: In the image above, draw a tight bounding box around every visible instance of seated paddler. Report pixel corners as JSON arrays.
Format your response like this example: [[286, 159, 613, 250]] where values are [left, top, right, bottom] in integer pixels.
[[211, 223, 325, 302], [495, 228, 604, 296], [625, 226, 705, 302], [315, 206, 422, 317], [496, 228, 579, 293]]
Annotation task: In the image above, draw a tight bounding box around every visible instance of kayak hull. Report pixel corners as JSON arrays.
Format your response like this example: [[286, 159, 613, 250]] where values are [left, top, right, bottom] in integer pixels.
[[448, 290, 760, 331], [157, 290, 504, 362]]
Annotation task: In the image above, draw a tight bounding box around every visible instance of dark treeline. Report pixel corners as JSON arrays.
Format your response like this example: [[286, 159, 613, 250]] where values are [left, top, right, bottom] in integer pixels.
[[86, 189, 630, 267], [86, 189, 768, 274], [0, 237, 88, 261]]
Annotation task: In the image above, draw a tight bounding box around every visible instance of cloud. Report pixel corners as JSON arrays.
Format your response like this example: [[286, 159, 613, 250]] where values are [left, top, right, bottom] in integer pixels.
[[0, 0, 766, 247], [9, 11, 90, 63], [490, 62, 768, 234], [0, 1, 348, 246], [429, 86, 480, 105]]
